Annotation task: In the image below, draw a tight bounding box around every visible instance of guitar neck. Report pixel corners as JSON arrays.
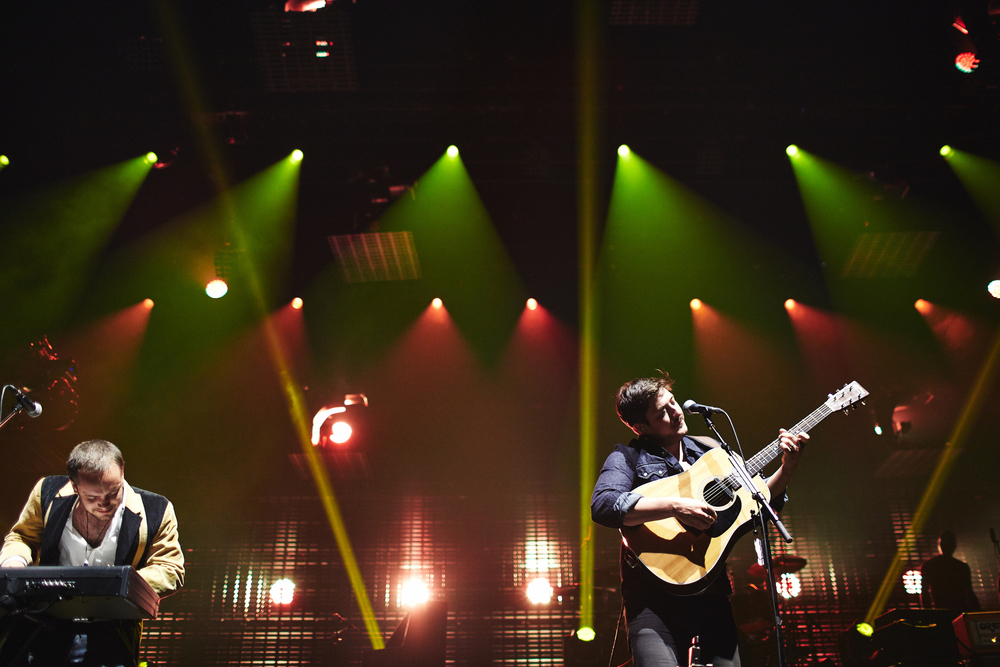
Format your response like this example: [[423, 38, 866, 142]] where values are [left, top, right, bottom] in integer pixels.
[[745, 403, 833, 477]]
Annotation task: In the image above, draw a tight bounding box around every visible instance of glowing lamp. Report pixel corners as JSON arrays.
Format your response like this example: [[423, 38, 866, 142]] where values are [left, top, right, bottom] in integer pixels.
[[401, 580, 430, 607], [143, 298, 154, 309], [315, 51, 329, 57], [690, 298, 702, 311], [786, 145, 799, 157], [784, 299, 797, 310], [576, 627, 596, 642], [145, 152, 158, 164], [940, 145, 953, 158], [291, 297, 303, 309], [856, 623, 874, 637], [269, 578, 296, 604], [618, 144, 630, 158], [526, 298, 538, 311], [290, 149, 303, 163], [206, 279, 228, 299], [446, 145, 459, 158], [955, 52, 980, 73], [776, 573, 801, 599], [902, 569, 922, 595], [432, 298, 443, 309], [914, 299, 930, 313], [330, 421, 353, 444], [1, 155, 11, 166], [526, 577, 553, 604], [988, 280, 1000, 299]]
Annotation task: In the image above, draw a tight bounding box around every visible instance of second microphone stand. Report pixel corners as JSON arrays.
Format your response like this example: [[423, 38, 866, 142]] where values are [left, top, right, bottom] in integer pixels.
[[698, 411, 793, 667]]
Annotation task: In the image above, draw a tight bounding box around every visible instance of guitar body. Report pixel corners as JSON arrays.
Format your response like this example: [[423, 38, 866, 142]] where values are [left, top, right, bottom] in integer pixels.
[[622, 448, 770, 596]]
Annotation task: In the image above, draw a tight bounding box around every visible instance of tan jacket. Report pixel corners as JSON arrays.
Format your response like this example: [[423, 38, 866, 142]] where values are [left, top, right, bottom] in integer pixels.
[[0, 477, 185, 597]]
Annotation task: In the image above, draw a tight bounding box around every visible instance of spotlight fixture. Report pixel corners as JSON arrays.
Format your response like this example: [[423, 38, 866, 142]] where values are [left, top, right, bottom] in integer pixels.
[[291, 297, 303, 309], [145, 152, 158, 164], [618, 144, 631, 158], [143, 298, 154, 309], [432, 298, 443, 309], [269, 578, 296, 604], [446, 145, 459, 158], [784, 299, 797, 310], [988, 280, 1000, 299], [914, 299, 930, 313], [400, 579, 430, 607], [940, 145, 953, 158], [786, 145, 799, 157], [690, 298, 702, 310], [0, 155, 9, 166], [290, 149, 303, 163], [206, 279, 228, 299], [902, 569, 922, 595], [526, 298, 538, 311], [526, 577, 553, 604]]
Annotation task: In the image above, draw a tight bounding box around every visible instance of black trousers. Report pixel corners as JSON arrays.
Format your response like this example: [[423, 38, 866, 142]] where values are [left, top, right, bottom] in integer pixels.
[[0, 616, 141, 667], [627, 593, 741, 667]]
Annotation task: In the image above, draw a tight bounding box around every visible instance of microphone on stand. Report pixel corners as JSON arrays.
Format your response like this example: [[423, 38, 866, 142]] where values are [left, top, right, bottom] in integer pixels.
[[682, 400, 724, 416], [9, 386, 42, 418]]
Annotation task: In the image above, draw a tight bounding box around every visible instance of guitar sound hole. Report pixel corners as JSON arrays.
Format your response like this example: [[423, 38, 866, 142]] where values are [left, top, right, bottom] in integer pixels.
[[703, 478, 734, 509]]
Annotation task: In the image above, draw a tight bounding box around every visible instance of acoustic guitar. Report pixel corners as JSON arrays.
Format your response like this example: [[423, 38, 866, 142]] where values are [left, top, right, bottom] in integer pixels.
[[621, 381, 868, 595]]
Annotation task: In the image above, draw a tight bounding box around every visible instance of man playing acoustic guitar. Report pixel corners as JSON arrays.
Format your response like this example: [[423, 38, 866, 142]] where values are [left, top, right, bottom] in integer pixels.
[[591, 374, 808, 667]]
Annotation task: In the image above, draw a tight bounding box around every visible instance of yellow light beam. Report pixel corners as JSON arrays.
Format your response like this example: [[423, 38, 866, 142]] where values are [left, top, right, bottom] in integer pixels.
[[154, 0, 383, 647], [864, 327, 1000, 625]]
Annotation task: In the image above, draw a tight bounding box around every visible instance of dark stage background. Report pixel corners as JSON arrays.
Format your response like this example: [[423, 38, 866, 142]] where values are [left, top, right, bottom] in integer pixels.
[[2, 1, 1000, 665]]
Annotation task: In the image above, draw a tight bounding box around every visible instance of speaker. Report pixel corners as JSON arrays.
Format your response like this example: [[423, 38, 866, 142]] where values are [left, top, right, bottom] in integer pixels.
[[953, 611, 1000, 656]]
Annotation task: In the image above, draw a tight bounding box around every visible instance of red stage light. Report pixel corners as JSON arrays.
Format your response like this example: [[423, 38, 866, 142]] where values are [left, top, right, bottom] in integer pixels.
[[914, 299, 930, 313], [432, 298, 443, 309], [143, 299, 154, 309], [784, 299, 797, 311], [690, 298, 702, 311], [526, 298, 538, 311], [955, 52, 980, 73], [291, 297, 303, 310]]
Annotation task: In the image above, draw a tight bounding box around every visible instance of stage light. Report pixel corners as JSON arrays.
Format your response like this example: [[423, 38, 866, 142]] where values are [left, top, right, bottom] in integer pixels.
[[311, 406, 346, 445], [874, 424, 884, 436], [777, 573, 801, 599], [145, 152, 158, 164], [526, 577, 553, 604], [940, 145, 953, 158], [784, 298, 797, 310], [269, 578, 296, 604], [786, 145, 799, 157], [291, 297, 303, 309], [690, 298, 702, 310], [915, 299, 930, 313], [955, 52, 980, 73], [526, 298, 538, 311], [446, 145, 459, 158], [988, 280, 1000, 299], [290, 149, 303, 163], [618, 144, 630, 158], [856, 622, 874, 637], [330, 421, 353, 444], [0, 155, 9, 166], [206, 279, 228, 299], [143, 298, 154, 309], [432, 298, 443, 309], [401, 579, 430, 607], [902, 569, 922, 595], [576, 627, 596, 642]]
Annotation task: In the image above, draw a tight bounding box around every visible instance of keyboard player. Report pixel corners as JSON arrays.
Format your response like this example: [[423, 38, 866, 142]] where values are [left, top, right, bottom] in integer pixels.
[[0, 439, 184, 666]]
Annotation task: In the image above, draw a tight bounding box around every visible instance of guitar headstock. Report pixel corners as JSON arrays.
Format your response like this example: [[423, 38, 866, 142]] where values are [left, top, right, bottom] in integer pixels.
[[825, 381, 868, 413]]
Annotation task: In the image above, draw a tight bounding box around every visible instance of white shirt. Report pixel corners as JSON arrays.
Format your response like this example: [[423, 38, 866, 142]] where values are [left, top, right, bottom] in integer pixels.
[[57, 480, 130, 567]]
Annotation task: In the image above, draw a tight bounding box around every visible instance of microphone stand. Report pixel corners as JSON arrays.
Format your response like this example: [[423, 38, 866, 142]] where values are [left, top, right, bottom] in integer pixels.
[[698, 411, 793, 667]]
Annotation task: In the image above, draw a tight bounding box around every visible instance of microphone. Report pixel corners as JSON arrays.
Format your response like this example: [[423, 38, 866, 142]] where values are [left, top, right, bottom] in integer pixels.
[[682, 399, 723, 416], [10, 386, 42, 418]]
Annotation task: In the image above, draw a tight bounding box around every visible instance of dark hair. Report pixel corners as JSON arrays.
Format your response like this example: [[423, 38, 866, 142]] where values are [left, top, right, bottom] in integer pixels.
[[67, 439, 124, 481], [938, 530, 957, 556], [616, 372, 675, 434]]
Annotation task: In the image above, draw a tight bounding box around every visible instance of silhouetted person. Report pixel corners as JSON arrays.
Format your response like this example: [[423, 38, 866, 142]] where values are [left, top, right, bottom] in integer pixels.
[[921, 530, 980, 618]]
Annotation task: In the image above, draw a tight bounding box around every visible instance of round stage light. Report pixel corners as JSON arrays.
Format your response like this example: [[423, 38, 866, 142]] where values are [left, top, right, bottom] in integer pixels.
[[206, 279, 228, 299], [915, 299, 930, 313], [526, 577, 553, 604], [576, 627, 596, 642], [618, 144, 630, 158], [145, 152, 158, 164], [955, 52, 980, 73], [777, 573, 801, 599], [290, 149, 303, 163], [690, 298, 702, 311], [143, 298, 154, 309], [432, 297, 443, 309], [291, 297, 303, 309], [330, 421, 352, 444], [0, 155, 9, 166], [874, 424, 883, 436], [269, 578, 295, 604], [940, 145, 953, 158], [784, 298, 797, 310], [902, 569, 922, 595], [856, 623, 874, 637], [447, 145, 459, 158], [526, 298, 538, 311], [786, 145, 799, 157], [988, 280, 1000, 299], [401, 580, 430, 607]]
